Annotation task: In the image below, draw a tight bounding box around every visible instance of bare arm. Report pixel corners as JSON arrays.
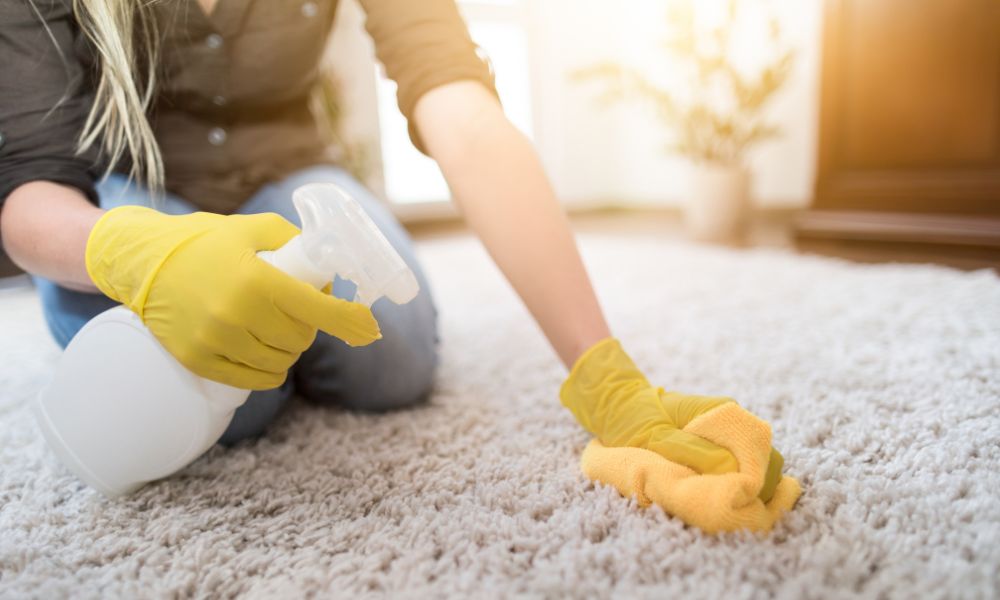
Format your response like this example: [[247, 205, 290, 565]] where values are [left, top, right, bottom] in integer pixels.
[[0, 181, 104, 292], [414, 81, 611, 369]]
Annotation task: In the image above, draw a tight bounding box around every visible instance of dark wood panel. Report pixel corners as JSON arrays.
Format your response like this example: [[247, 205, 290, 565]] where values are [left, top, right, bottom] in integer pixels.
[[815, 0, 1000, 214], [843, 0, 1000, 168]]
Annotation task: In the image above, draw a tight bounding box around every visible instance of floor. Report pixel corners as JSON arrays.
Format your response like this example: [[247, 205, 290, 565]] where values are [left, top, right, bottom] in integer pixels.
[[409, 207, 797, 248], [1, 221, 999, 598]]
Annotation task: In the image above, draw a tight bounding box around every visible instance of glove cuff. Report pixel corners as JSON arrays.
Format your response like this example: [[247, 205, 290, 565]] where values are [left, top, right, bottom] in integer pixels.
[[84, 206, 198, 317], [562, 337, 626, 391], [84, 206, 149, 306], [559, 337, 650, 433]]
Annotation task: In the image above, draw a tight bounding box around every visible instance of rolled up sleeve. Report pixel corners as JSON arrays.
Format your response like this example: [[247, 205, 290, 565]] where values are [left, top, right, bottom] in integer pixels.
[[358, 0, 500, 153], [0, 0, 99, 207]]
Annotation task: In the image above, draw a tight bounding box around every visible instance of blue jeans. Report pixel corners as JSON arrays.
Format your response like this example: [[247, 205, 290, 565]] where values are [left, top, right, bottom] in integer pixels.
[[34, 166, 439, 445]]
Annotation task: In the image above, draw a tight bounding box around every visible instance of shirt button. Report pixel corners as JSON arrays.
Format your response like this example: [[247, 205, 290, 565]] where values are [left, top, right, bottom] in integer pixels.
[[301, 2, 318, 17], [205, 33, 224, 50], [212, 95, 227, 107], [208, 127, 227, 146]]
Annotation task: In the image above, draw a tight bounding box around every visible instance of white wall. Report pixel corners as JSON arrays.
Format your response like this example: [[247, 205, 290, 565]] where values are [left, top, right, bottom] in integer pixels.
[[532, 0, 825, 209], [327, 0, 825, 210]]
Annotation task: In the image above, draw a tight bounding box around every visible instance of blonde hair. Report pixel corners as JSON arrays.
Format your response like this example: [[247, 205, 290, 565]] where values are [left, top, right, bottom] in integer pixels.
[[72, 0, 163, 192]]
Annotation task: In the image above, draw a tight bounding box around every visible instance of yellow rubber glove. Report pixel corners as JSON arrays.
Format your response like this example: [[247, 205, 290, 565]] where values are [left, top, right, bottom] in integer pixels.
[[560, 338, 783, 502], [85, 206, 381, 390]]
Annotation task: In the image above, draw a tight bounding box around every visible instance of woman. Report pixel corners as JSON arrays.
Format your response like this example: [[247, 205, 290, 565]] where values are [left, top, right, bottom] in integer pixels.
[[0, 0, 782, 500]]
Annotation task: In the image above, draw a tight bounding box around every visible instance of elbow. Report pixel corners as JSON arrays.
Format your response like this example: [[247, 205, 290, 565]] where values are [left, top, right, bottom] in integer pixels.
[[414, 81, 510, 169]]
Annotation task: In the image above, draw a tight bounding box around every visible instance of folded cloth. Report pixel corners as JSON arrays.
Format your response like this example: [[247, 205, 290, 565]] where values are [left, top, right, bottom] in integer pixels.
[[579, 400, 801, 533]]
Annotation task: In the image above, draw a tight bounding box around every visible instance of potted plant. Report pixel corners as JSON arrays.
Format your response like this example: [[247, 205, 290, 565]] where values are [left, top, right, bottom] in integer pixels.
[[575, 0, 796, 243]]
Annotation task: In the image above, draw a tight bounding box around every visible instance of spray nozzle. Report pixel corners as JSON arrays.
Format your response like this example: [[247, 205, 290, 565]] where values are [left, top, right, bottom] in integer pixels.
[[288, 183, 420, 307]]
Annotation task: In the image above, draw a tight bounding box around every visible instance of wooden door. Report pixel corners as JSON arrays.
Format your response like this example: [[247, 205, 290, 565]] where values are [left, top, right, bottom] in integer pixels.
[[797, 0, 1000, 268]]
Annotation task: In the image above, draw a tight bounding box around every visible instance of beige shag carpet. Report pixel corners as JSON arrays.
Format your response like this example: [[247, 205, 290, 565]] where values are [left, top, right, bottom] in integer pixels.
[[1, 234, 999, 599]]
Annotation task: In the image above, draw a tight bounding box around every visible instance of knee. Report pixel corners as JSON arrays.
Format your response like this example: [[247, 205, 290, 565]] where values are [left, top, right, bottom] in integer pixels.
[[295, 250, 440, 412], [297, 326, 438, 413], [341, 360, 436, 412]]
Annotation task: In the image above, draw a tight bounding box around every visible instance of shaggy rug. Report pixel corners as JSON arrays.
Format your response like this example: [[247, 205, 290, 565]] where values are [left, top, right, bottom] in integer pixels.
[[1, 234, 998, 599]]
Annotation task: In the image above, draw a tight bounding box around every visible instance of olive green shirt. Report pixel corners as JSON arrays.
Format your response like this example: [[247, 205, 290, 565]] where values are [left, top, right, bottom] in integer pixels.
[[0, 0, 498, 213]]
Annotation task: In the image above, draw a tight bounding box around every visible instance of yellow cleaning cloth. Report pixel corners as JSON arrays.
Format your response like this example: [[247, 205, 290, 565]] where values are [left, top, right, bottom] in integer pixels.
[[579, 400, 801, 533]]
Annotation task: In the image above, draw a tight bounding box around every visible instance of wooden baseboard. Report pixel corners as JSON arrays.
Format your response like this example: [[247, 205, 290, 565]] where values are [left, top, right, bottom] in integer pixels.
[[794, 210, 1000, 270], [795, 211, 1000, 246]]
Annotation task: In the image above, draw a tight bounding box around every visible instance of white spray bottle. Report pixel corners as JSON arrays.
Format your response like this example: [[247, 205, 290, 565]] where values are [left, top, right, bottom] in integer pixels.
[[33, 183, 420, 497]]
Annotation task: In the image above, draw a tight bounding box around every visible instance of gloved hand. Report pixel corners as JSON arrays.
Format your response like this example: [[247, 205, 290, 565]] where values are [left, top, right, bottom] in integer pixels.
[[85, 206, 381, 390], [560, 338, 783, 502]]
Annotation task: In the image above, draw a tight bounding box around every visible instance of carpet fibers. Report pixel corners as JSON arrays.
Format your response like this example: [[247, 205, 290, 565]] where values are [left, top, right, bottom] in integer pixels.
[[1, 234, 999, 599]]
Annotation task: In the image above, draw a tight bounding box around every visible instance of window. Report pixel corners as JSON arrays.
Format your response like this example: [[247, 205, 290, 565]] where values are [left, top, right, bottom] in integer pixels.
[[375, 0, 535, 206]]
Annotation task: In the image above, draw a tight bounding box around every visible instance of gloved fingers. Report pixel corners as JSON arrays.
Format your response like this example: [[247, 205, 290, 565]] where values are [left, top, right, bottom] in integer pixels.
[[219, 328, 301, 376], [657, 389, 735, 429], [168, 341, 288, 391], [758, 447, 784, 503], [271, 279, 381, 347], [590, 387, 668, 442], [644, 427, 740, 475], [246, 311, 318, 355], [233, 212, 301, 250], [207, 357, 289, 391]]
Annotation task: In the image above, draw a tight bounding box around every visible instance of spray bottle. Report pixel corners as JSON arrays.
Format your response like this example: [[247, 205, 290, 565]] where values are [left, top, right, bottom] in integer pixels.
[[33, 183, 420, 497]]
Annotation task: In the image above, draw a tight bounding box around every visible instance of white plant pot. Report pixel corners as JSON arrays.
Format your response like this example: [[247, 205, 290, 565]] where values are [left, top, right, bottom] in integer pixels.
[[683, 162, 751, 244]]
